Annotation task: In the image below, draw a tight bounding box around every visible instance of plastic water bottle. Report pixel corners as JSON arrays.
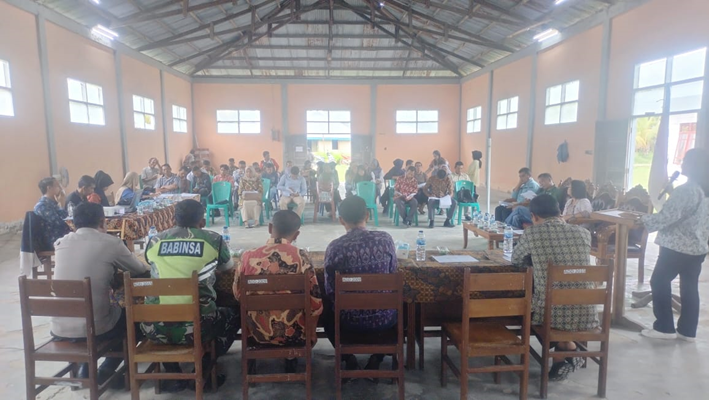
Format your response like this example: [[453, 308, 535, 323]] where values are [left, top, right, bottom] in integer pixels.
[[483, 213, 490, 229], [67, 203, 74, 219], [222, 226, 231, 249], [147, 226, 158, 242], [415, 231, 427, 262], [503, 225, 514, 256]]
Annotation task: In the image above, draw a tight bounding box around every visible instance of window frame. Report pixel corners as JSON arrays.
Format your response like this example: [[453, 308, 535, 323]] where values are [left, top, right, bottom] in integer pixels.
[[67, 78, 105, 126], [0, 59, 14, 117], [466, 106, 482, 133], [172, 105, 188, 133], [216, 109, 261, 134], [132, 95, 156, 130], [306, 110, 352, 135], [544, 80, 580, 125], [395, 109, 439, 134], [496, 96, 519, 130]]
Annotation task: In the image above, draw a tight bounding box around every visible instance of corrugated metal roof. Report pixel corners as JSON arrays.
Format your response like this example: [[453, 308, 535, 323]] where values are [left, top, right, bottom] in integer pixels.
[[36, 0, 629, 79]]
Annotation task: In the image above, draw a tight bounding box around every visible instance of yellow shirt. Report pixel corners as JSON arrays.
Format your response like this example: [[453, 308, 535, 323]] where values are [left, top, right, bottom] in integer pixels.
[[468, 161, 481, 186]]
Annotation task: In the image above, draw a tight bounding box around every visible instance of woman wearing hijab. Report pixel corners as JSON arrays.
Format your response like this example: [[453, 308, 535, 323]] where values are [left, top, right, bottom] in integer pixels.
[[368, 159, 384, 206], [382, 159, 405, 212], [92, 170, 114, 206], [468, 150, 483, 187], [115, 172, 141, 206], [238, 166, 264, 228]]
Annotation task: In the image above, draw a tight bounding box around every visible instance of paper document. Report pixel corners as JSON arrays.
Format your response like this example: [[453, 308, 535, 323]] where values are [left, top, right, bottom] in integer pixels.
[[432, 255, 479, 263], [520, 191, 537, 201], [438, 195, 452, 209], [417, 183, 426, 189], [499, 201, 513, 207], [513, 230, 525, 235], [502, 253, 512, 262]]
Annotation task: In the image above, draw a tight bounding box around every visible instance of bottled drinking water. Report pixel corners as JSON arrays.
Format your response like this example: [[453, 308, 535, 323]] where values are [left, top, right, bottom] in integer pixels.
[[222, 226, 231, 249], [484, 213, 491, 229], [415, 231, 427, 262], [67, 203, 74, 219], [503, 225, 514, 256], [147, 226, 158, 242]]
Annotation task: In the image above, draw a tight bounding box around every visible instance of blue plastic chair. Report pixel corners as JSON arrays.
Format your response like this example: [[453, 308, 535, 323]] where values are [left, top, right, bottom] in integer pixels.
[[386, 179, 396, 218], [455, 180, 480, 224], [206, 181, 232, 227], [356, 181, 379, 226]]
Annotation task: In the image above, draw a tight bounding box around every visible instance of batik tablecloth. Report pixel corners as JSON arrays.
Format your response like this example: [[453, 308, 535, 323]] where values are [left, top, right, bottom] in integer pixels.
[[67, 205, 176, 241]]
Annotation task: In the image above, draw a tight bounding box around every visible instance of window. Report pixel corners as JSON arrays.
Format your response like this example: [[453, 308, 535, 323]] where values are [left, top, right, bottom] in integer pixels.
[[545, 80, 579, 125], [396, 110, 438, 134], [306, 110, 351, 134], [67, 78, 105, 125], [216, 110, 261, 134], [0, 60, 14, 117], [496, 96, 518, 130], [466, 106, 482, 133], [172, 105, 187, 133], [133, 95, 155, 130]]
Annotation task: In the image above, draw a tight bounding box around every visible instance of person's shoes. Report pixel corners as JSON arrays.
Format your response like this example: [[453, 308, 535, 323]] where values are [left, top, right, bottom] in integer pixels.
[[188, 373, 226, 391], [343, 355, 359, 371], [428, 220, 435, 229], [161, 380, 188, 393], [464, 214, 472, 221], [406, 221, 412, 227], [418, 209, 425, 215], [443, 219, 455, 228], [641, 329, 677, 340], [364, 355, 384, 383], [77, 364, 121, 387], [285, 358, 298, 373], [247, 360, 257, 374], [401, 219, 408, 227], [677, 332, 696, 342], [548, 360, 575, 381]]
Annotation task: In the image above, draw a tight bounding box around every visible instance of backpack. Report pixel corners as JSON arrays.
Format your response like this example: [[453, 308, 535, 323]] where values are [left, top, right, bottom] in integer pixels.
[[557, 141, 569, 163], [456, 188, 475, 204]]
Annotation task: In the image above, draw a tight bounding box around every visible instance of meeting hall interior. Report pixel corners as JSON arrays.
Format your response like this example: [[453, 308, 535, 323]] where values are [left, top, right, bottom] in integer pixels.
[[1, 0, 709, 399]]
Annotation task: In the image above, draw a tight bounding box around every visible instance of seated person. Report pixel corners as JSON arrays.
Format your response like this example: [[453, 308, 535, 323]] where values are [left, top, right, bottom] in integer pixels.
[[34, 177, 72, 246], [405, 159, 414, 168], [353, 164, 374, 186], [66, 175, 96, 212], [394, 166, 419, 227], [317, 163, 337, 215], [495, 167, 540, 222], [141, 200, 238, 391], [232, 160, 247, 184], [234, 210, 323, 373], [186, 160, 207, 182], [414, 161, 428, 214], [424, 169, 457, 228], [511, 194, 598, 381], [191, 166, 212, 207], [140, 157, 161, 189], [115, 172, 141, 206], [51, 203, 148, 384], [450, 161, 471, 183], [323, 196, 398, 371], [562, 180, 593, 221], [238, 166, 263, 228], [155, 164, 180, 194], [261, 163, 280, 206], [381, 159, 404, 212], [92, 170, 114, 206], [210, 164, 236, 216], [178, 166, 191, 194], [344, 170, 356, 198], [203, 159, 216, 176], [505, 173, 560, 229], [277, 166, 307, 217]]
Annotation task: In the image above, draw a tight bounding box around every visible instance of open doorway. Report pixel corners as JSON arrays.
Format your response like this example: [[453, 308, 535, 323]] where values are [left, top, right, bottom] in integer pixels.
[[307, 133, 351, 186]]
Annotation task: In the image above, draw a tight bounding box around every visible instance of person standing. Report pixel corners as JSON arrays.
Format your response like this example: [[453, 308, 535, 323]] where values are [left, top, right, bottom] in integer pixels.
[[468, 150, 483, 187], [260, 150, 280, 172], [277, 166, 308, 217], [640, 148, 709, 341], [141, 157, 161, 189]]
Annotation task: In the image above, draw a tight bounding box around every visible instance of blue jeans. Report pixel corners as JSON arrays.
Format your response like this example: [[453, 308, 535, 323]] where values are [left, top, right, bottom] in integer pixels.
[[505, 206, 532, 229]]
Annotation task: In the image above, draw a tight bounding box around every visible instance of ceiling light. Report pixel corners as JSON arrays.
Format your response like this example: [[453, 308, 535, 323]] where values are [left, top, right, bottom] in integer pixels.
[[554, 0, 568, 4], [91, 24, 118, 40], [91, 0, 100, 4], [533, 28, 559, 42]]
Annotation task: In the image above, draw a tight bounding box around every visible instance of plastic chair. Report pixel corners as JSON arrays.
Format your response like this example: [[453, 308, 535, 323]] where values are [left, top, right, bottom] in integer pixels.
[[356, 181, 379, 226], [387, 179, 396, 218], [455, 180, 480, 225], [394, 203, 419, 227], [261, 178, 272, 220], [206, 181, 232, 227], [287, 201, 306, 224]]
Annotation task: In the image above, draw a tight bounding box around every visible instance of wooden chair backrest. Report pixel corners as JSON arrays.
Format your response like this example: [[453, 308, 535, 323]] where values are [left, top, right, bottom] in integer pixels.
[[584, 179, 596, 199], [334, 272, 403, 312], [239, 273, 311, 314], [618, 185, 652, 213], [463, 269, 533, 320]]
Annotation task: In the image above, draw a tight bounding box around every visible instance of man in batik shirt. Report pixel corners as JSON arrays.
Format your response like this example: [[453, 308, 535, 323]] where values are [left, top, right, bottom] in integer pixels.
[[234, 210, 323, 373]]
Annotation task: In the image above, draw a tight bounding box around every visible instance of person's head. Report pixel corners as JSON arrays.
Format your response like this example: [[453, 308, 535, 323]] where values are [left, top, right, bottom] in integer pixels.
[[304, 160, 311, 169], [39, 177, 61, 197], [148, 157, 159, 169], [192, 165, 203, 176], [94, 171, 114, 192], [219, 164, 230, 176], [252, 161, 259, 168], [162, 164, 173, 176], [392, 159, 403, 169], [433, 150, 441, 160], [263, 151, 270, 160], [370, 159, 380, 169], [290, 166, 300, 178], [682, 148, 709, 195], [316, 161, 325, 172], [175, 199, 205, 229], [454, 161, 464, 174], [436, 169, 447, 180], [264, 163, 275, 174], [415, 161, 423, 172], [518, 167, 532, 183], [73, 202, 105, 230], [269, 210, 301, 242], [537, 173, 553, 190], [191, 160, 201, 168], [406, 166, 416, 179], [322, 163, 332, 173], [77, 175, 96, 197], [202, 160, 211, 168], [529, 194, 561, 224], [245, 166, 256, 178], [472, 150, 483, 161], [239, 160, 246, 169], [286, 160, 293, 169], [569, 180, 588, 199], [121, 172, 140, 190], [405, 159, 414, 168], [228, 158, 235, 167], [179, 166, 189, 178], [357, 165, 366, 176], [338, 196, 369, 230]]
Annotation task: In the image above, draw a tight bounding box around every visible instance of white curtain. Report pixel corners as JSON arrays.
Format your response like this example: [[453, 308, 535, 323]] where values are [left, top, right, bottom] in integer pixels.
[[648, 116, 669, 211]]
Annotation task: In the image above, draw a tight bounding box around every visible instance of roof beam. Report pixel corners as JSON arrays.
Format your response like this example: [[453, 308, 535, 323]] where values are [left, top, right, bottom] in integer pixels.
[[205, 66, 453, 72], [221, 56, 429, 62], [407, 0, 521, 26], [116, 0, 250, 26]]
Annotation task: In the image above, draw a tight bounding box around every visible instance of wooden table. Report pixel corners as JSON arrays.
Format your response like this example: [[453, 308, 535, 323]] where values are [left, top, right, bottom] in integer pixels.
[[591, 209, 645, 331], [462, 222, 521, 250]]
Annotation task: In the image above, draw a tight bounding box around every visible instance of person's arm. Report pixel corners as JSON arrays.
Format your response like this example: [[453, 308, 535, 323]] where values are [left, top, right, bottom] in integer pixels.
[[277, 175, 290, 195], [112, 238, 148, 275], [511, 231, 532, 267], [273, 159, 280, 172], [386, 237, 398, 273], [215, 235, 235, 271], [641, 185, 697, 233], [577, 198, 593, 218], [232, 264, 242, 301], [298, 177, 307, 196], [323, 244, 340, 302], [423, 178, 433, 195], [300, 250, 323, 317]]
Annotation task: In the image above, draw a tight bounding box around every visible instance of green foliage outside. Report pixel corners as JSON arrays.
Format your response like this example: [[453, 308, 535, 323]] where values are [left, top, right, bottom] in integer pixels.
[[632, 117, 661, 188]]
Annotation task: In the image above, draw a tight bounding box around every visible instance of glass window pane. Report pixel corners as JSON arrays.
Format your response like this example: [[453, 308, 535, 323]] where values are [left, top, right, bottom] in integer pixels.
[[474, 106, 482, 119], [473, 120, 481, 133], [88, 105, 105, 125], [133, 112, 144, 129], [70, 101, 89, 124], [637, 58, 666, 88], [507, 112, 518, 129], [330, 122, 351, 134], [633, 87, 664, 115], [217, 110, 238, 121], [307, 110, 328, 122], [173, 119, 180, 132], [497, 100, 507, 115], [240, 122, 260, 134], [565, 81, 580, 102], [132, 95, 143, 112], [396, 122, 417, 134], [0, 89, 14, 117], [180, 107, 187, 120], [670, 80, 704, 112], [68, 79, 86, 102], [86, 84, 102, 105], [418, 110, 438, 122], [218, 122, 239, 134], [466, 121, 474, 133], [418, 122, 438, 133], [144, 114, 155, 130], [510, 97, 519, 113], [307, 122, 328, 134], [496, 115, 507, 130], [0, 60, 10, 88], [560, 102, 578, 124], [180, 120, 188, 133], [671, 48, 706, 82], [466, 108, 474, 121], [172, 105, 179, 117], [144, 98, 154, 114], [396, 110, 417, 122], [329, 110, 350, 122], [239, 110, 260, 122], [545, 105, 561, 125], [547, 85, 562, 105]]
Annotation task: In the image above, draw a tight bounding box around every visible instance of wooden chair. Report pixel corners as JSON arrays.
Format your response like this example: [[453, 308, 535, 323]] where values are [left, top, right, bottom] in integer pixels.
[[239, 273, 314, 400], [441, 269, 533, 400], [530, 264, 614, 399], [314, 180, 337, 223], [123, 271, 217, 400], [19, 276, 128, 400], [32, 251, 55, 279], [334, 272, 405, 400]]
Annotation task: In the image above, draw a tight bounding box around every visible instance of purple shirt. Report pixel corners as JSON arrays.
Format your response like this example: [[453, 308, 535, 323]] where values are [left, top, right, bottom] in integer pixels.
[[324, 228, 398, 331]]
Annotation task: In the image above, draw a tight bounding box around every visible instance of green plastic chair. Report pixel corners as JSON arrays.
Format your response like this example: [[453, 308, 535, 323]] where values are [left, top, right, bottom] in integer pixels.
[[206, 181, 232, 227], [287, 201, 306, 224], [394, 202, 419, 226], [356, 181, 379, 226], [387, 179, 396, 218], [455, 180, 480, 224]]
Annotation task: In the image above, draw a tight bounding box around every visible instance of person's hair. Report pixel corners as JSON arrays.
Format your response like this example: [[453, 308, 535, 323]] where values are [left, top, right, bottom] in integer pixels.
[[38, 177, 57, 195], [433, 150, 441, 157], [191, 166, 202, 172], [202, 160, 211, 166], [415, 161, 422, 167], [407, 166, 416, 173], [263, 151, 270, 156], [77, 175, 95, 189], [290, 166, 300, 175], [175, 199, 204, 227], [472, 150, 483, 160], [436, 169, 447, 179], [339, 196, 368, 224], [529, 194, 560, 219], [434, 157, 447, 166], [252, 162, 259, 166], [538, 172, 552, 181], [163, 164, 172, 170], [455, 161, 464, 168], [228, 158, 235, 162], [191, 160, 201, 166], [682, 148, 709, 196], [405, 159, 413, 167], [519, 167, 532, 176], [271, 210, 301, 237], [73, 202, 104, 229], [304, 160, 311, 167], [180, 166, 190, 173], [239, 160, 246, 165], [148, 157, 159, 164], [220, 164, 229, 171], [570, 180, 588, 199], [357, 165, 366, 172], [286, 160, 293, 165]]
